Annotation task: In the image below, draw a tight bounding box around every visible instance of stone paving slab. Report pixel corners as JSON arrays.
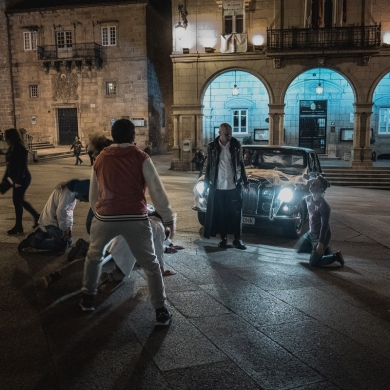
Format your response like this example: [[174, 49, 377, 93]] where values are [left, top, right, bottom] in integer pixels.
[[1, 155, 390, 390]]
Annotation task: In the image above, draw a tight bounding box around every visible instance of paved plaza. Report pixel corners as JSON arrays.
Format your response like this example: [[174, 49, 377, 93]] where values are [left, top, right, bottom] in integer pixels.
[[1, 154, 390, 390]]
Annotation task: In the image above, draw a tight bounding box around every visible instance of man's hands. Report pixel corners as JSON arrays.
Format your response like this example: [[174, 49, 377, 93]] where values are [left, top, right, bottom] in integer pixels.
[[61, 229, 71, 241], [164, 223, 175, 240], [316, 242, 324, 255]]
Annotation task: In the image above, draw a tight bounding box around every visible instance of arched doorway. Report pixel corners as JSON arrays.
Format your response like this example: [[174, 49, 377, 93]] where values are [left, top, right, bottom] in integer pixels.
[[372, 72, 390, 159], [285, 68, 354, 158], [202, 70, 269, 146]]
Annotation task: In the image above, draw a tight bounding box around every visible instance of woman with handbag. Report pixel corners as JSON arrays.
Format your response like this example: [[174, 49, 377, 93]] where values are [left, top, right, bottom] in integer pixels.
[[1, 128, 40, 235]]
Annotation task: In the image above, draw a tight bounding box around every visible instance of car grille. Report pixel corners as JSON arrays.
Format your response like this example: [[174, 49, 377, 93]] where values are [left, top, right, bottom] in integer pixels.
[[243, 183, 258, 214], [243, 182, 274, 216]]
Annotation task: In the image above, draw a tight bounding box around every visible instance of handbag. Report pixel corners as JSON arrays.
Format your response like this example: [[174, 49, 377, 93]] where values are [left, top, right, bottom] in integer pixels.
[[0, 179, 13, 194]]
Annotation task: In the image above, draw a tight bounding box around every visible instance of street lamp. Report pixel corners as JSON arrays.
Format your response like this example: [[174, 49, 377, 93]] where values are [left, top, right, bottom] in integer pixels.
[[316, 68, 323, 95], [232, 71, 239, 96]]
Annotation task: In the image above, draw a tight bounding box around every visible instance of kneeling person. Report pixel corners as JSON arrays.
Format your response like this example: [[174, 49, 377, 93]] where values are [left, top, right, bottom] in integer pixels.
[[295, 175, 344, 267], [19, 179, 89, 253]]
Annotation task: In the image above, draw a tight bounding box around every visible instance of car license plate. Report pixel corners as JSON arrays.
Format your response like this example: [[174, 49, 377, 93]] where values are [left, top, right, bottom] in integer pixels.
[[242, 217, 255, 225]]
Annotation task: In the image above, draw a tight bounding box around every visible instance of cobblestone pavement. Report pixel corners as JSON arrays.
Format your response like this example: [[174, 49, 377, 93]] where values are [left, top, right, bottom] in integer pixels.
[[1, 154, 390, 390]]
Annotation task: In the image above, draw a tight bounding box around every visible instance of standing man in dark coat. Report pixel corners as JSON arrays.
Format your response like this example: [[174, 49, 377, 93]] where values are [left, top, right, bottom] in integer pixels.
[[203, 123, 249, 250]]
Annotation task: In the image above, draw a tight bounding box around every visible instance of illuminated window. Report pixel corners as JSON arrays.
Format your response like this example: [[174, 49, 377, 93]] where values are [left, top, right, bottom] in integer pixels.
[[106, 82, 117, 95], [232, 109, 248, 133], [102, 26, 117, 46], [24, 31, 37, 51], [379, 108, 390, 134], [29, 85, 38, 98]]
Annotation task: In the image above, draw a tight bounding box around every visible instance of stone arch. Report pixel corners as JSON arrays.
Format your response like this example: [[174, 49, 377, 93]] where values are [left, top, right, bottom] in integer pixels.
[[280, 66, 358, 104], [199, 67, 274, 105], [200, 68, 271, 146]]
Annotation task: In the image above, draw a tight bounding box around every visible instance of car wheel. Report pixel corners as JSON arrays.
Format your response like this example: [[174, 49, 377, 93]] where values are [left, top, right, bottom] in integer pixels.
[[282, 205, 304, 238], [198, 212, 205, 226]]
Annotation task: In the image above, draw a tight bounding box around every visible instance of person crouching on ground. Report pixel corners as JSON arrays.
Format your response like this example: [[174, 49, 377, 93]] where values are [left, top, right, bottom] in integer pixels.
[[295, 175, 344, 267], [18, 179, 90, 253]]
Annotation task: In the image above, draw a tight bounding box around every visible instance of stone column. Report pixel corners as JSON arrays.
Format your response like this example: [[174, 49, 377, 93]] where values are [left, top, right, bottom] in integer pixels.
[[268, 104, 285, 145], [171, 105, 202, 171], [171, 114, 181, 169], [195, 113, 203, 150], [351, 102, 373, 169]]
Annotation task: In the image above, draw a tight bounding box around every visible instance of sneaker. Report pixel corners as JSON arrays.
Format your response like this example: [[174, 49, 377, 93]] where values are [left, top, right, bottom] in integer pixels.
[[42, 271, 62, 289], [336, 251, 345, 266], [18, 231, 37, 251], [232, 239, 247, 250], [79, 293, 95, 311], [155, 307, 173, 326], [7, 226, 24, 235], [67, 238, 89, 262]]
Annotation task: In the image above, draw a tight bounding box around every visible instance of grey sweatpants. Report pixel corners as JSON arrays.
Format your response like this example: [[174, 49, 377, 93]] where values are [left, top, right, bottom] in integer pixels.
[[82, 217, 166, 309]]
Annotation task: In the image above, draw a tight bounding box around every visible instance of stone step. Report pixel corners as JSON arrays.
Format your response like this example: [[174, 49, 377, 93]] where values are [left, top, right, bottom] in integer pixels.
[[36, 151, 86, 163], [31, 142, 56, 150]]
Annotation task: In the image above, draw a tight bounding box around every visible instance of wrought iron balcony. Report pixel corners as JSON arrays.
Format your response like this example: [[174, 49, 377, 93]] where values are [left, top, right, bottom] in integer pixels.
[[37, 42, 103, 62], [266, 24, 381, 54]]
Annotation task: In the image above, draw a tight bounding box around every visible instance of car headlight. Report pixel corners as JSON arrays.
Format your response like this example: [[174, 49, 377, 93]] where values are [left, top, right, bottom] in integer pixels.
[[277, 187, 294, 203], [195, 181, 205, 196]]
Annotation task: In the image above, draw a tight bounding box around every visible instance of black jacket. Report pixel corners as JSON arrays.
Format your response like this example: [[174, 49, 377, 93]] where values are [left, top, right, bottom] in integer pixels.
[[2, 143, 29, 185], [203, 136, 248, 239]]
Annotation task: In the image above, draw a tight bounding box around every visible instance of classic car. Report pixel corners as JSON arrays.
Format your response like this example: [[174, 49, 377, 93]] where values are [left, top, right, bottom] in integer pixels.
[[192, 145, 324, 238]]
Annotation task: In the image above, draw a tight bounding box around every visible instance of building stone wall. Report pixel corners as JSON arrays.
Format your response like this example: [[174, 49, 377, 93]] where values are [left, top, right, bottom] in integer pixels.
[[0, 0, 15, 133], [170, 0, 390, 170], [5, 1, 172, 149]]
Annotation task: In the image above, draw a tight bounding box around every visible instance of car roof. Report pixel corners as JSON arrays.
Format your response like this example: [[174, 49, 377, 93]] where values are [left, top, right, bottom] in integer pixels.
[[242, 145, 315, 153]]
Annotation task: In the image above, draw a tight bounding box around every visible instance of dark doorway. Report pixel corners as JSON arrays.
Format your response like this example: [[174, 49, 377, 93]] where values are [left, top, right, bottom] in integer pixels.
[[299, 100, 327, 154], [58, 108, 78, 145]]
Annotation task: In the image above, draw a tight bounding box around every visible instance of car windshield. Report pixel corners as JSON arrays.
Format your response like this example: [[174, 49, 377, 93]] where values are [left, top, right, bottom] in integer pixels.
[[243, 148, 307, 173]]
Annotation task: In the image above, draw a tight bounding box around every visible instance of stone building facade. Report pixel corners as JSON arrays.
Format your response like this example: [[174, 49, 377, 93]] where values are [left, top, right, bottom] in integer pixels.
[[1, 0, 172, 151], [0, 0, 15, 133], [170, 0, 390, 170]]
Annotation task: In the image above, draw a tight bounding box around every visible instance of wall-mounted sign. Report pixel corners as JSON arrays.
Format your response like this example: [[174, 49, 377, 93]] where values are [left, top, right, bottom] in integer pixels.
[[31, 116, 36, 125], [132, 118, 145, 127]]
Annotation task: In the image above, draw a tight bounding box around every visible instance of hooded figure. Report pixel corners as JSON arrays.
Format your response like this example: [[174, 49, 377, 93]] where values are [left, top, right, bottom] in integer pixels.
[[18, 179, 90, 253]]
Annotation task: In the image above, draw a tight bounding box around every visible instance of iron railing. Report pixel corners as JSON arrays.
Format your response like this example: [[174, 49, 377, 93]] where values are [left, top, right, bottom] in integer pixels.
[[37, 42, 103, 61], [267, 24, 381, 52]]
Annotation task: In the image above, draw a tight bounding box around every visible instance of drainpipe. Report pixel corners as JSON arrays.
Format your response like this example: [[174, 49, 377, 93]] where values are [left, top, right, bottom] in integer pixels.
[[6, 12, 17, 128]]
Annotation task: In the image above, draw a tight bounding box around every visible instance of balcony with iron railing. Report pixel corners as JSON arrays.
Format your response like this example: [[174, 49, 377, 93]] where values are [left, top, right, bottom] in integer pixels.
[[37, 42, 104, 70], [266, 24, 381, 55]]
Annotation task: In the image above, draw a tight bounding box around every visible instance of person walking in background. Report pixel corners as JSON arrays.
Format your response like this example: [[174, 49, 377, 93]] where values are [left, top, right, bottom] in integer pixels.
[[191, 148, 205, 175], [70, 136, 83, 165], [143, 142, 152, 156], [203, 123, 250, 250], [81, 119, 175, 327], [295, 175, 345, 267], [1, 128, 40, 235]]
